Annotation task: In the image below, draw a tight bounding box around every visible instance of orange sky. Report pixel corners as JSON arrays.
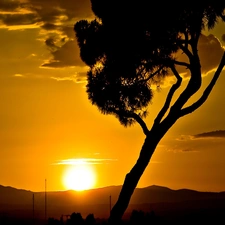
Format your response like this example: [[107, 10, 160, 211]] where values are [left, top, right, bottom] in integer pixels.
[[1, 0, 225, 193]]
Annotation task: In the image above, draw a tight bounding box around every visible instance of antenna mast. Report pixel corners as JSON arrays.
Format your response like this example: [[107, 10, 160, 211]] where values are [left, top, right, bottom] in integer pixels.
[[33, 193, 34, 224], [109, 195, 111, 216], [45, 179, 47, 222]]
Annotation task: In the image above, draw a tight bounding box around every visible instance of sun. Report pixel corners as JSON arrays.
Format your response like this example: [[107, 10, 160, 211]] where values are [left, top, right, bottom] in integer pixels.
[[63, 165, 95, 191]]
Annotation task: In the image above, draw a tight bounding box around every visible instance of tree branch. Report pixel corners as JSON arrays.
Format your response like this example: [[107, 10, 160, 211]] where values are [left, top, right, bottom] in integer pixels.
[[173, 60, 190, 68], [153, 65, 182, 125], [129, 112, 149, 136], [178, 44, 193, 59], [139, 66, 164, 83], [179, 51, 225, 117], [168, 42, 202, 113]]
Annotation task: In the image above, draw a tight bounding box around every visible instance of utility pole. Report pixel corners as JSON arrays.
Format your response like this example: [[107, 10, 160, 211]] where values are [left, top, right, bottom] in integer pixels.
[[45, 179, 47, 222], [33, 193, 34, 224], [109, 195, 111, 216]]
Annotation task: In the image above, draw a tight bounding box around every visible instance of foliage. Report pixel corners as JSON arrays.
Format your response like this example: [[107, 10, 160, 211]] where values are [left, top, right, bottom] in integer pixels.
[[75, 1, 225, 127]]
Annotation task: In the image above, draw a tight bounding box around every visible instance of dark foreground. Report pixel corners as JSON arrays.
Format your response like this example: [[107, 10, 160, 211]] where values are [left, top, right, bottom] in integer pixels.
[[1, 208, 225, 225]]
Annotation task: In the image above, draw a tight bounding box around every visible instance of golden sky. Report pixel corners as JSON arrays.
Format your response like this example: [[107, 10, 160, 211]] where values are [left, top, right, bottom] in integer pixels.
[[1, 0, 225, 192]]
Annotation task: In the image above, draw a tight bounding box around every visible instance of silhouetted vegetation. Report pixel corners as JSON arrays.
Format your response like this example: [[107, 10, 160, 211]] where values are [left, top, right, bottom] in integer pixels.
[[74, 1, 225, 223], [1, 207, 225, 225], [44, 208, 225, 225]]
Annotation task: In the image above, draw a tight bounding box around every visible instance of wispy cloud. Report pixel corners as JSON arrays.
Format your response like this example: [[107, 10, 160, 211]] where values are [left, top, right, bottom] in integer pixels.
[[50, 72, 87, 83], [192, 130, 225, 139], [167, 146, 199, 153], [53, 158, 118, 165], [14, 73, 24, 77], [176, 135, 193, 141], [50, 75, 77, 82], [176, 130, 225, 141]]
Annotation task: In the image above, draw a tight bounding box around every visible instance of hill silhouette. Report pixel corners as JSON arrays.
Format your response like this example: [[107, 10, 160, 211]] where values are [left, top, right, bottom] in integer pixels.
[[1, 184, 225, 223]]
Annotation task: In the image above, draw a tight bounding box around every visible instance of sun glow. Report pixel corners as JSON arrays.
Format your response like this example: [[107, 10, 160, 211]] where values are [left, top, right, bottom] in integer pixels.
[[63, 164, 96, 191]]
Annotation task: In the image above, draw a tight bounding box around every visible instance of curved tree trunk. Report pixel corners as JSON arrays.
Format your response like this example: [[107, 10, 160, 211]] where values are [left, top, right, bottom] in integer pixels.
[[108, 116, 177, 224]]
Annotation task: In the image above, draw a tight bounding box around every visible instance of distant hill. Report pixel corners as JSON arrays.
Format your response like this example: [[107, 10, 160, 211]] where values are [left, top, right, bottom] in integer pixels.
[[1, 184, 225, 222]]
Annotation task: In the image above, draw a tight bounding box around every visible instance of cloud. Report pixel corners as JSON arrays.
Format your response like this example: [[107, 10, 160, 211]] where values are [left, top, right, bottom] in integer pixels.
[[0, 0, 93, 68], [198, 34, 224, 74], [1, 1, 224, 74], [0, 12, 39, 26], [222, 34, 225, 43], [14, 73, 24, 77], [50, 74, 86, 83], [166, 145, 198, 153], [176, 130, 225, 141], [192, 130, 225, 139], [53, 158, 118, 165], [0, 0, 25, 12], [41, 39, 85, 68], [175, 34, 224, 77]]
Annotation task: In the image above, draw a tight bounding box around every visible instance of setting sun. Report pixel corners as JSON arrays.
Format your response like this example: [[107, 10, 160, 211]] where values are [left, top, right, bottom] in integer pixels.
[[63, 165, 96, 191]]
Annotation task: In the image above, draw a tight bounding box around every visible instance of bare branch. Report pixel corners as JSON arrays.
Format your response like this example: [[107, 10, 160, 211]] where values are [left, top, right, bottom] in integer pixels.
[[115, 109, 149, 136], [169, 52, 202, 113], [129, 112, 149, 136], [173, 60, 190, 68], [178, 43, 193, 59], [153, 65, 182, 125], [180, 52, 225, 117]]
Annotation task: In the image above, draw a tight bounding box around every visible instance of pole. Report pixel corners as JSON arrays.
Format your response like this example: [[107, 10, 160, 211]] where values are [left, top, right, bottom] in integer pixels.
[[109, 195, 111, 216], [33, 193, 34, 224], [45, 179, 47, 222]]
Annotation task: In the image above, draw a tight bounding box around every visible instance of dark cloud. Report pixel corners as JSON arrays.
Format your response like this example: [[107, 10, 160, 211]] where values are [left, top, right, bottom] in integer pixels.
[[192, 130, 225, 139], [198, 34, 224, 73], [27, 0, 93, 30], [1, 0, 223, 73], [45, 37, 61, 52], [176, 34, 224, 76], [0, 0, 93, 29], [41, 39, 85, 68], [0, 0, 92, 69], [0, 0, 22, 12], [222, 34, 225, 42], [0, 13, 39, 26], [41, 22, 58, 30]]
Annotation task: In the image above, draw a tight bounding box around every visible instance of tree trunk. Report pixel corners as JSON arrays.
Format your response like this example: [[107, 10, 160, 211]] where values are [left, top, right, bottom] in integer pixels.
[[108, 116, 177, 224]]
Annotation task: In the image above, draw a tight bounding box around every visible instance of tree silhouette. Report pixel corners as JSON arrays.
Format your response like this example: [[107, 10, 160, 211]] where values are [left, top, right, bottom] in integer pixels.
[[74, 1, 225, 223], [66, 212, 84, 225], [85, 213, 96, 225]]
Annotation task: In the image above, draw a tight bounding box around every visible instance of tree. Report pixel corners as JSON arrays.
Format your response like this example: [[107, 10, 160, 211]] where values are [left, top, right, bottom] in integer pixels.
[[67, 212, 84, 225], [74, 1, 225, 223], [85, 213, 96, 225]]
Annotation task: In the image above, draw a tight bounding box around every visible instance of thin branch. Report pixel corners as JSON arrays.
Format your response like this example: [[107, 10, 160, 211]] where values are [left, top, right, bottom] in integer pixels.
[[178, 43, 193, 59], [153, 65, 182, 126], [140, 66, 164, 83], [177, 31, 193, 60], [173, 60, 190, 68], [168, 53, 202, 114], [129, 112, 149, 136], [179, 51, 225, 117]]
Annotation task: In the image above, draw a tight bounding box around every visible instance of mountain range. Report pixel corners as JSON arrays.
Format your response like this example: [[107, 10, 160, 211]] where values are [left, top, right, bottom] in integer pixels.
[[1, 184, 225, 223]]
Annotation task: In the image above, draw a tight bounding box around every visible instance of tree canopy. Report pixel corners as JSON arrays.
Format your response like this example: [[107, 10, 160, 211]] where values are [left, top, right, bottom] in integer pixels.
[[75, 1, 225, 129]]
